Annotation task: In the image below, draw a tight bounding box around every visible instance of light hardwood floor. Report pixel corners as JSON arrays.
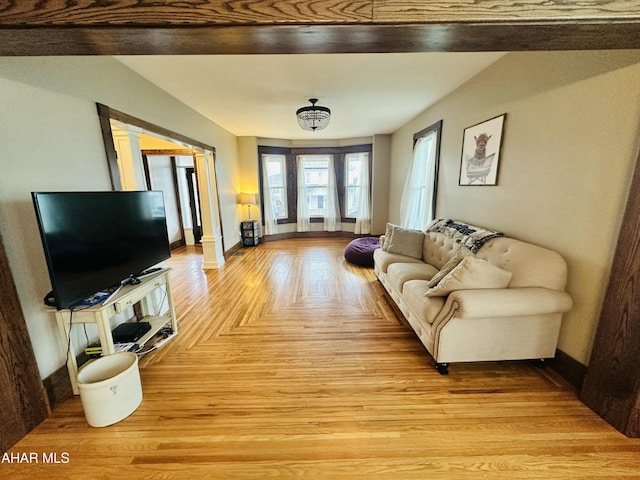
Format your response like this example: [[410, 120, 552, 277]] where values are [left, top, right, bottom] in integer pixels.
[[5, 239, 640, 479]]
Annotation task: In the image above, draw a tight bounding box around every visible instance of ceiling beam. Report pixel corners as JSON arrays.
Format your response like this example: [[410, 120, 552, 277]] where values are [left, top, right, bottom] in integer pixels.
[[1, 1, 639, 55]]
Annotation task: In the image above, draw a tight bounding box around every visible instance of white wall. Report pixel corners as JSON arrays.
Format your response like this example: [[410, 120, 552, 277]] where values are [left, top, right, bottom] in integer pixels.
[[389, 50, 640, 365], [0, 57, 242, 379]]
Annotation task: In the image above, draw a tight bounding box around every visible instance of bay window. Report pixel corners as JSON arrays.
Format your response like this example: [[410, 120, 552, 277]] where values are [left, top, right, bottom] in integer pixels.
[[258, 144, 372, 233]]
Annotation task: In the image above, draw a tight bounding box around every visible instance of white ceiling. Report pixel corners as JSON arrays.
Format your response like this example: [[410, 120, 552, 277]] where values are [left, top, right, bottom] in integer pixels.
[[115, 52, 506, 140]]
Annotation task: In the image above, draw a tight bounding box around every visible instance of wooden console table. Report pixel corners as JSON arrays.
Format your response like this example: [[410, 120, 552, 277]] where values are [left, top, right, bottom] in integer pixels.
[[54, 268, 177, 395]]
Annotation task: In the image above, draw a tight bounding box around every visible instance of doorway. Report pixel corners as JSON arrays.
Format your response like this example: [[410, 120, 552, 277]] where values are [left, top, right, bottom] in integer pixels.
[[142, 151, 203, 249]]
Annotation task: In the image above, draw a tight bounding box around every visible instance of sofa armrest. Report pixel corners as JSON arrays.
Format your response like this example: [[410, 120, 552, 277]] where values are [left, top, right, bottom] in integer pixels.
[[446, 287, 573, 319]]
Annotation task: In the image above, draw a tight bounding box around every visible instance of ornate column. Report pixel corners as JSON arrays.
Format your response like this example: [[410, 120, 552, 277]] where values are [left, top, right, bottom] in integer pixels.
[[194, 148, 225, 269], [111, 122, 145, 191]]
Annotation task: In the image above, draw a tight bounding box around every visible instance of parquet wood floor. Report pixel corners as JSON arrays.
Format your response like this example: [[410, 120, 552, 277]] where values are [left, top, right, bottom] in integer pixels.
[[4, 239, 640, 479]]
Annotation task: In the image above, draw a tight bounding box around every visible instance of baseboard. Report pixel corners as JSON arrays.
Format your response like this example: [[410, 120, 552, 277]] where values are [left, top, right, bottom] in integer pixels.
[[261, 231, 365, 242], [548, 349, 587, 392], [42, 365, 73, 408], [224, 241, 242, 258], [42, 351, 93, 408]]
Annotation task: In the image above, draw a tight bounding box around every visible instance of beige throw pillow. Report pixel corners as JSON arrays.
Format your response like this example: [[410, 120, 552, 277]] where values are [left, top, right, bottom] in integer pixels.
[[424, 256, 512, 297], [386, 226, 424, 260], [381, 223, 395, 251], [427, 247, 473, 287]]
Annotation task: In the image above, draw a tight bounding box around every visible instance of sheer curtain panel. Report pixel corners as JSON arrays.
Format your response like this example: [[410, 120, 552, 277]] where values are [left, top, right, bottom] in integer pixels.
[[324, 157, 342, 232], [261, 158, 279, 235], [399, 131, 437, 230], [353, 154, 371, 234], [296, 158, 311, 232]]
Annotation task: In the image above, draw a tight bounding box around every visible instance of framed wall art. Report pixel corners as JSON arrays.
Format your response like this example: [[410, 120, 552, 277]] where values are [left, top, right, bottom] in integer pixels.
[[459, 114, 506, 186]]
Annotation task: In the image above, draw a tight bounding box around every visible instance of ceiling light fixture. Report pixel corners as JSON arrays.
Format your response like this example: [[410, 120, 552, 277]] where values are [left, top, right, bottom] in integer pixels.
[[296, 98, 331, 132]]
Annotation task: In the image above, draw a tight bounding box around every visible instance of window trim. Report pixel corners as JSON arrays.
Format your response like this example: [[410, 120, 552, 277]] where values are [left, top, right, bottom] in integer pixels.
[[412, 120, 443, 221], [344, 151, 371, 220], [258, 144, 372, 225], [261, 153, 289, 220]]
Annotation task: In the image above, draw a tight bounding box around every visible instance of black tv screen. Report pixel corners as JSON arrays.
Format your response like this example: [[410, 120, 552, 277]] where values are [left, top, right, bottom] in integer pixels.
[[32, 191, 171, 309]]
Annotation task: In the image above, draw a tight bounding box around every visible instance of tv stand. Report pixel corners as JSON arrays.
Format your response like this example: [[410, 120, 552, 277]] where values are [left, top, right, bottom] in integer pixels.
[[54, 268, 177, 395]]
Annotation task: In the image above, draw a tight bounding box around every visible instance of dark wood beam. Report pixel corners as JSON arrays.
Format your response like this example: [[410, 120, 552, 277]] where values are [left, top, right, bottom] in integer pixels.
[[0, 1, 639, 55], [1, 22, 639, 56], [0, 1, 637, 26]]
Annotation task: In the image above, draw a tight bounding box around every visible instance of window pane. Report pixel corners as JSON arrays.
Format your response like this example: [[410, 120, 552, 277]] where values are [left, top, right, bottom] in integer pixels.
[[263, 154, 288, 219], [270, 188, 287, 219], [347, 186, 359, 216], [306, 186, 327, 215], [265, 157, 284, 187], [345, 152, 369, 218], [347, 157, 363, 186], [300, 155, 331, 216]]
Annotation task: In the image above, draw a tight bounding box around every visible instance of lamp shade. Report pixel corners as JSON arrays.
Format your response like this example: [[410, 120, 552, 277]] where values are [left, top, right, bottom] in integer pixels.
[[296, 98, 331, 132], [237, 193, 257, 205]]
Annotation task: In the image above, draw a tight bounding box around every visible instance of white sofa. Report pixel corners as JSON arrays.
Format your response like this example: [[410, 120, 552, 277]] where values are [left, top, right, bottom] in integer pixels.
[[374, 219, 573, 374]]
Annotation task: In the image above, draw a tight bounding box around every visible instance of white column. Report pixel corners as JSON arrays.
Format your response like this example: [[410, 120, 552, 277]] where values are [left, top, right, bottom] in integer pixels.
[[111, 122, 146, 191], [194, 149, 225, 269]]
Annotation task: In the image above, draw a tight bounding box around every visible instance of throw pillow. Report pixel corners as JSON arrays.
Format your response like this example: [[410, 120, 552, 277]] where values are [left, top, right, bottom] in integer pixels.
[[427, 247, 473, 288], [381, 223, 396, 251], [386, 226, 424, 260], [424, 256, 512, 297]]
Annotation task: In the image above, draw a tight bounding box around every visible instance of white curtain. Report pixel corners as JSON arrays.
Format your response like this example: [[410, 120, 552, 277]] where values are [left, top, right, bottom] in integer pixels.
[[399, 132, 437, 230], [354, 155, 371, 234], [296, 156, 341, 232], [261, 159, 279, 235], [297, 158, 311, 232], [324, 157, 342, 232]]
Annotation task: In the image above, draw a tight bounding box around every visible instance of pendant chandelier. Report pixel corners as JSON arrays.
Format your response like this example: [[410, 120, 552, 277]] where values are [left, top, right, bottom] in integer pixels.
[[296, 98, 331, 132]]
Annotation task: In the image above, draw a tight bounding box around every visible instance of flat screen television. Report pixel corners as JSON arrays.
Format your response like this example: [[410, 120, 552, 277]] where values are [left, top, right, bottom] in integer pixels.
[[32, 190, 171, 310]]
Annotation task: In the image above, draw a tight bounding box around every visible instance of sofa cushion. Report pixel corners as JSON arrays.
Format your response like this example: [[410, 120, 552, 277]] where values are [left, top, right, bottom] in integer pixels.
[[421, 232, 460, 269], [386, 225, 424, 259], [403, 280, 446, 324], [388, 262, 439, 293], [427, 246, 473, 287], [425, 256, 512, 297], [373, 249, 423, 273]]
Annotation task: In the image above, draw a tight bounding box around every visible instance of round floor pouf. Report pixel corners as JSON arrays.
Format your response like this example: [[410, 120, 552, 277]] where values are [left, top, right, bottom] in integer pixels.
[[344, 237, 381, 267]]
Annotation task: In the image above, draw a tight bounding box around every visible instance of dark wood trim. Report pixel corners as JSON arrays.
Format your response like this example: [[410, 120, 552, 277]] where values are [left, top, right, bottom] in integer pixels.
[[97, 109, 122, 191], [548, 349, 587, 394], [97, 103, 215, 154], [413, 120, 443, 144], [413, 120, 443, 220], [141, 153, 152, 190], [1, 23, 639, 56], [580, 144, 640, 438], [258, 144, 373, 226], [225, 241, 243, 258], [0, 1, 637, 27], [261, 231, 367, 243], [0, 233, 50, 451], [42, 366, 73, 410]]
